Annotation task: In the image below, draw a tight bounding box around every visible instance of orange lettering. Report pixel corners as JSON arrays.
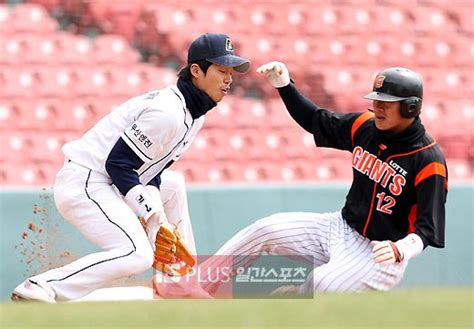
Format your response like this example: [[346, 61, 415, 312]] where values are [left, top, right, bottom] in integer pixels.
[[352, 146, 363, 167], [361, 154, 377, 175], [389, 174, 406, 195], [380, 166, 396, 187], [369, 159, 386, 183]]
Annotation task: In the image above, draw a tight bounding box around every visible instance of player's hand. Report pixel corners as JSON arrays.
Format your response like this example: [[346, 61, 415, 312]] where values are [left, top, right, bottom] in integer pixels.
[[371, 240, 403, 265], [142, 210, 168, 248], [256, 61, 290, 88]]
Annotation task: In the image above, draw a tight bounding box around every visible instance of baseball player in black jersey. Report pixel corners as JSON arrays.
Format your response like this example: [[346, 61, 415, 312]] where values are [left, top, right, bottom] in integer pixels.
[[201, 62, 447, 294]]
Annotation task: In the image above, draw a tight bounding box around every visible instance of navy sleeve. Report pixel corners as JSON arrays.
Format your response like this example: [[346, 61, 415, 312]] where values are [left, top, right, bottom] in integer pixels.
[[147, 175, 162, 189], [147, 160, 174, 189], [105, 137, 144, 196]]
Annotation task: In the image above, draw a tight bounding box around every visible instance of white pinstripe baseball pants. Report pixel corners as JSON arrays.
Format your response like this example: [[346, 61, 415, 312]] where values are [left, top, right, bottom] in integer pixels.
[[202, 211, 407, 294]]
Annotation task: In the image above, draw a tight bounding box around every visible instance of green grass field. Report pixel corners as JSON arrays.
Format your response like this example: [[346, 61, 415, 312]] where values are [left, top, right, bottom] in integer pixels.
[[0, 288, 472, 329]]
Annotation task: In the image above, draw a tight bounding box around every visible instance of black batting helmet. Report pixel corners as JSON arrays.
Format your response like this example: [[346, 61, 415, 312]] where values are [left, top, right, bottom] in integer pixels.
[[364, 67, 423, 118]]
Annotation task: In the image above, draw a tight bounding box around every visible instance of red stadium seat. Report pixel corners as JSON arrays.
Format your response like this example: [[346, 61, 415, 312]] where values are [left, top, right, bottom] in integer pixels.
[[103, 3, 142, 41], [283, 130, 319, 161], [188, 7, 237, 34], [31, 100, 61, 130], [175, 160, 244, 183], [451, 38, 473, 68], [0, 132, 34, 164], [39, 162, 62, 186], [372, 37, 420, 68], [94, 34, 141, 65], [305, 6, 340, 35], [0, 100, 21, 131], [11, 3, 58, 34], [205, 161, 244, 183], [64, 99, 100, 132], [27, 0, 61, 12], [278, 4, 308, 35], [211, 129, 253, 162], [241, 161, 282, 182], [454, 5, 474, 33], [152, 6, 194, 34], [180, 132, 217, 162], [234, 99, 268, 128], [145, 66, 177, 90], [276, 160, 316, 182], [74, 67, 115, 97], [370, 7, 413, 35], [2, 68, 42, 98], [29, 132, 65, 164], [204, 97, 237, 129], [0, 34, 27, 66], [36, 68, 77, 98], [448, 159, 473, 181], [411, 6, 457, 35], [2, 162, 50, 186], [266, 98, 295, 129], [56, 33, 95, 65], [0, 4, 14, 36], [416, 39, 455, 67], [22, 34, 60, 65], [336, 6, 373, 35]]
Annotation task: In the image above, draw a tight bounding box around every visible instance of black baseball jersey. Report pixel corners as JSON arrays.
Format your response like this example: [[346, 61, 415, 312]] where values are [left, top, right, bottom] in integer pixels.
[[278, 84, 447, 248]]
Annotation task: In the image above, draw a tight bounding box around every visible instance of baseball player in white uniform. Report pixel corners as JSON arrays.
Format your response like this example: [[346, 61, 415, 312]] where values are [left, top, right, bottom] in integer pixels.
[[11, 33, 250, 302]]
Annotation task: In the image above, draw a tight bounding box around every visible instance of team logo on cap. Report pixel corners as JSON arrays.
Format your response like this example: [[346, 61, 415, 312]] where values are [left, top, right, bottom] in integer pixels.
[[225, 38, 233, 51], [374, 75, 385, 89]]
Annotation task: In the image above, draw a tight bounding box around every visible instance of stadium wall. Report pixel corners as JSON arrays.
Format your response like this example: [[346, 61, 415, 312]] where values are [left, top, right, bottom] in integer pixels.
[[0, 184, 472, 300]]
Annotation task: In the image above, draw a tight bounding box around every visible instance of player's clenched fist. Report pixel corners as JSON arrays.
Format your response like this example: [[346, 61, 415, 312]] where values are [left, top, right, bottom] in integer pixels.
[[371, 240, 403, 265], [256, 61, 290, 88]]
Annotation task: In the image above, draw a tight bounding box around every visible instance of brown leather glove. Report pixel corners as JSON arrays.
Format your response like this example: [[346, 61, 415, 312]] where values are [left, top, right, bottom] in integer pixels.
[[153, 223, 196, 276]]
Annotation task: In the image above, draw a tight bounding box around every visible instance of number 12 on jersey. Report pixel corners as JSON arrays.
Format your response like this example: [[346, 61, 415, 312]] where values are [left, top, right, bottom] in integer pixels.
[[376, 192, 396, 214]]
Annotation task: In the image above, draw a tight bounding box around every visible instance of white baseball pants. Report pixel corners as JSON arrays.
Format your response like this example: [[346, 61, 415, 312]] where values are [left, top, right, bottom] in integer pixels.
[[202, 211, 407, 294], [29, 160, 196, 301]]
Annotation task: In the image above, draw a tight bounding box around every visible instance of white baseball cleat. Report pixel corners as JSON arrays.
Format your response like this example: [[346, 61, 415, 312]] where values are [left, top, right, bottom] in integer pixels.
[[11, 279, 56, 303]]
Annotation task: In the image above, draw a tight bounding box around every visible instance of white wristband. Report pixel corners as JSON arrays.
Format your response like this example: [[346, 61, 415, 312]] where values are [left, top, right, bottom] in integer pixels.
[[124, 185, 157, 222], [144, 185, 165, 215], [394, 233, 424, 261]]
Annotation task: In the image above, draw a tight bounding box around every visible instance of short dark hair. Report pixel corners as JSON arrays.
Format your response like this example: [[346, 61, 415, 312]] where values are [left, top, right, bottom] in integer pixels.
[[177, 60, 213, 80]]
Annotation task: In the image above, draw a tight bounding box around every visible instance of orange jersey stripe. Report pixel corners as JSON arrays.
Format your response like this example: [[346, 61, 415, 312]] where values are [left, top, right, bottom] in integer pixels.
[[351, 112, 374, 147], [407, 205, 417, 234], [362, 181, 379, 236], [415, 162, 447, 187]]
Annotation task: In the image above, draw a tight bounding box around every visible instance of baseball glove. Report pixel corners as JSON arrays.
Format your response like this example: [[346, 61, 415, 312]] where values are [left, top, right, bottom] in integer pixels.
[[153, 223, 196, 276]]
